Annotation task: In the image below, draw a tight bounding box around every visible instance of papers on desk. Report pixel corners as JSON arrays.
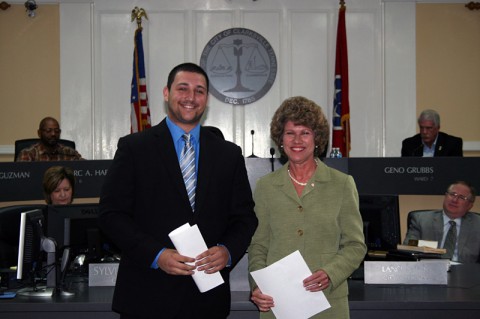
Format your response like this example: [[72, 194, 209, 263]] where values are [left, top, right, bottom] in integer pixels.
[[418, 240, 439, 249], [168, 223, 224, 293], [250, 250, 331, 319], [397, 244, 446, 254]]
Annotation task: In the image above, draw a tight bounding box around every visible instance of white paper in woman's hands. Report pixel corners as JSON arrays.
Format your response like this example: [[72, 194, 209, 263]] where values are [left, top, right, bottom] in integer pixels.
[[250, 250, 331, 319], [168, 223, 224, 292]]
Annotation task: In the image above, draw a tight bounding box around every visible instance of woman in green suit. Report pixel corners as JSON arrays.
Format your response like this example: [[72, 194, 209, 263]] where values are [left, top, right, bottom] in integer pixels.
[[248, 96, 366, 319]]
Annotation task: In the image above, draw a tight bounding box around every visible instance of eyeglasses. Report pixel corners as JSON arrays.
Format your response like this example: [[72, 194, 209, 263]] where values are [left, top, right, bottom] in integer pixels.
[[445, 191, 472, 202]]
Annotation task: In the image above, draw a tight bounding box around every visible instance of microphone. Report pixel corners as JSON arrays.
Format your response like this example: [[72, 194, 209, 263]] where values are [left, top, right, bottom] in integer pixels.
[[247, 130, 258, 158], [269, 148, 275, 172]]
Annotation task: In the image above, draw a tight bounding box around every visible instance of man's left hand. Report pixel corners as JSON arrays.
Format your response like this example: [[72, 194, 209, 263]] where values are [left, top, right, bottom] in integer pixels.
[[195, 246, 229, 274]]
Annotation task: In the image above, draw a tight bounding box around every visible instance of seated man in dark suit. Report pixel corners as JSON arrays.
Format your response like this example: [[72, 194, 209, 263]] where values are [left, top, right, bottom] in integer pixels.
[[401, 109, 463, 157], [403, 181, 479, 263], [16, 117, 83, 161]]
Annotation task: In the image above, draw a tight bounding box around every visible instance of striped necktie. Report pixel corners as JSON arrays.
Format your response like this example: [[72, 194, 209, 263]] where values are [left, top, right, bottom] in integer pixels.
[[443, 220, 457, 260], [180, 134, 196, 212]]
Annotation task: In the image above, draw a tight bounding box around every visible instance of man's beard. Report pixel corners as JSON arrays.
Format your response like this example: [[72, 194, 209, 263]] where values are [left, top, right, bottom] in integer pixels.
[[44, 138, 59, 147]]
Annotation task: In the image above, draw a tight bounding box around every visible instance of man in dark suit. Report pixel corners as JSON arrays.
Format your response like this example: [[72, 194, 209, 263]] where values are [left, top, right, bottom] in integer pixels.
[[403, 181, 479, 263], [99, 63, 258, 319], [401, 109, 463, 157]]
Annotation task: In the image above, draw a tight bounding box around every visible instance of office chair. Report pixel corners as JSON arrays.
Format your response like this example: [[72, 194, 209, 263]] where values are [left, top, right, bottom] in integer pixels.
[[14, 139, 76, 161]]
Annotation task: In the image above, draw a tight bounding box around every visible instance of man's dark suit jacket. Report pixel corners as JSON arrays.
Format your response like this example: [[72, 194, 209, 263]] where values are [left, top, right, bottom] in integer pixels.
[[401, 131, 463, 157], [99, 119, 258, 319], [403, 210, 480, 263]]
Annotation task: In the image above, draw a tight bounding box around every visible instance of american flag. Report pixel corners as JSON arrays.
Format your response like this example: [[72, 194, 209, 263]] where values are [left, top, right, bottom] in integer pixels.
[[332, 2, 350, 157], [130, 27, 151, 133]]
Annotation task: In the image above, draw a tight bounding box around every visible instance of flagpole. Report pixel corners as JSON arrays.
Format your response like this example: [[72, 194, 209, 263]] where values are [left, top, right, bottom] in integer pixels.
[[332, 0, 350, 157], [130, 7, 152, 133], [340, 0, 349, 157]]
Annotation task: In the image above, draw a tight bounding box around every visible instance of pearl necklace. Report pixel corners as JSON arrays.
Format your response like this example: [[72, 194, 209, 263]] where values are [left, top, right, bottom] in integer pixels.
[[288, 169, 307, 186], [287, 158, 319, 187]]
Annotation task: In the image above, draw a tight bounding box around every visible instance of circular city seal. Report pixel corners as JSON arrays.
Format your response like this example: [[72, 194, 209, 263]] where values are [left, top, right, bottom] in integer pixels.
[[200, 28, 277, 106]]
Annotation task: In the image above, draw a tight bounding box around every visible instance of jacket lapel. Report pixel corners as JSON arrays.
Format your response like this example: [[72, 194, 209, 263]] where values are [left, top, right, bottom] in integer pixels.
[[432, 211, 444, 242], [274, 159, 331, 201], [155, 120, 193, 211], [191, 127, 214, 215], [458, 214, 473, 258], [272, 164, 301, 203], [435, 133, 446, 156]]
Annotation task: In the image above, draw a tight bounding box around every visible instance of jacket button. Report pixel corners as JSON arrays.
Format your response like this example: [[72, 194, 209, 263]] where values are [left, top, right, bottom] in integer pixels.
[[297, 229, 303, 236], [298, 206, 303, 212]]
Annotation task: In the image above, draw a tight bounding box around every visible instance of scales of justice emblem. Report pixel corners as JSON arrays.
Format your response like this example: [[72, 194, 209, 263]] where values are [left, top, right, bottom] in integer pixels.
[[200, 28, 277, 106]]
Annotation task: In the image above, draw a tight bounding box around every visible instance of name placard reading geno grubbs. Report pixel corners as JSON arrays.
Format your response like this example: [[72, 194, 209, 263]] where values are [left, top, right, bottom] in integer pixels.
[[88, 263, 119, 286], [364, 260, 450, 285]]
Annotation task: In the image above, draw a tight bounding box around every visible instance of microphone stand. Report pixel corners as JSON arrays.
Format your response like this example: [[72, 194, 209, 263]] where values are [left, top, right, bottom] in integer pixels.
[[269, 148, 275, 172], [247, 130, 258, 158], [56, 248, 74, 296]]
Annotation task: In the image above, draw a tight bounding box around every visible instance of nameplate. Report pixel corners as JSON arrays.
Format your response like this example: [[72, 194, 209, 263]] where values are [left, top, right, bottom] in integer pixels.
[[88, 263, 119, 286], [364, 260, 449, 285]]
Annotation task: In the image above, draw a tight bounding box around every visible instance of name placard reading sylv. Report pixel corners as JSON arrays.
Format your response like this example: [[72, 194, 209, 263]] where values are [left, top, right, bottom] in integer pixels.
[[88, 263, 119, 287]]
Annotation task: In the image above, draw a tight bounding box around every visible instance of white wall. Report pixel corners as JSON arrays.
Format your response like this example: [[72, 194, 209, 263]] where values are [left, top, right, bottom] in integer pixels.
[[56, 0, 418, 159]]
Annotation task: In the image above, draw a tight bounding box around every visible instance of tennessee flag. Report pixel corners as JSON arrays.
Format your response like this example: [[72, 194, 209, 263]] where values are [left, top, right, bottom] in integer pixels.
[[332, 3, 350, 157], [130, 27, 151, 133]]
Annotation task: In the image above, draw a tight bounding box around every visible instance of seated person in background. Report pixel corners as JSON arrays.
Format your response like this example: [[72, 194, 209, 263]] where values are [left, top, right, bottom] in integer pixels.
[[16, 116, 84, 161], [401, 109, 463, 157], [403, 181, 479, 263], [43, 166, 75, 205]]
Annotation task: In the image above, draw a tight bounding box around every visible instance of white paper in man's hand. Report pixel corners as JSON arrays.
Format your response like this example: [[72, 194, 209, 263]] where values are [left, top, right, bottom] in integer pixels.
[[168, 223, 224, 292], [250, 250, 331, 319]]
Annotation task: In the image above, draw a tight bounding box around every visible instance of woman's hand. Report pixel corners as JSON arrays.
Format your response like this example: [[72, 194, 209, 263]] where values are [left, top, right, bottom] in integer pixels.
[[251, 287, 274, 312], [303, 269, 330, 292]]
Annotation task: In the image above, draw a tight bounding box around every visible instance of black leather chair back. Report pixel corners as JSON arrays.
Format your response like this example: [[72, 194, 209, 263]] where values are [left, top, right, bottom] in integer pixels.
[[14, 138, 76, 161]]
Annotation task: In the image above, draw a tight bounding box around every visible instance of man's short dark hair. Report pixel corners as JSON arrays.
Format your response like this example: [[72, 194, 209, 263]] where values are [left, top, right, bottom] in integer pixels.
[[39, 117, 60, 130], [166, 62, 209, 93]]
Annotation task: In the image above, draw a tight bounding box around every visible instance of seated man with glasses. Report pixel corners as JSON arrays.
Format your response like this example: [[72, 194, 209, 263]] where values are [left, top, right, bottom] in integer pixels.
[[16, 116, 84, 161], [403, 181, 479, 263]]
